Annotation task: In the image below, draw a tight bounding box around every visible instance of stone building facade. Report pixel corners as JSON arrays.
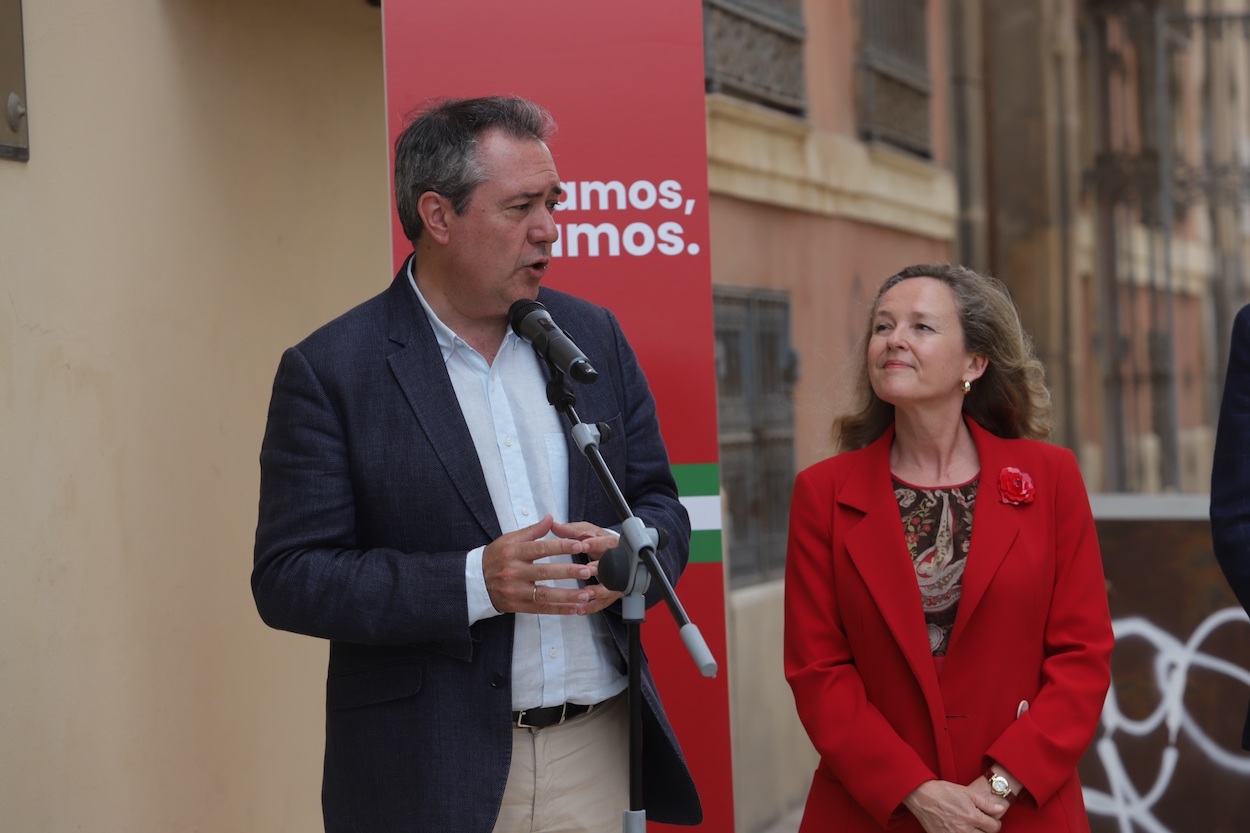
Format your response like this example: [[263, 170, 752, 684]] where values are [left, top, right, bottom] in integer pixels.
[[706, 1, 1250, 830]]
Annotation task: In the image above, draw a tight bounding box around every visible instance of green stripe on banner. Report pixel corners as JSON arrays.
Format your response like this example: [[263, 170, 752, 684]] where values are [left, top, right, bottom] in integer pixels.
[[671, 464, 722, 563], [673, 463, 719, 496], [674, 462, 722, 536], [689, 529, 723, 565]]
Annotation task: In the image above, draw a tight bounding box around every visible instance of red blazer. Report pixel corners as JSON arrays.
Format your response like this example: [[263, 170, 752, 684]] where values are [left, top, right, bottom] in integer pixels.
[[784, 418, 1112, 832]]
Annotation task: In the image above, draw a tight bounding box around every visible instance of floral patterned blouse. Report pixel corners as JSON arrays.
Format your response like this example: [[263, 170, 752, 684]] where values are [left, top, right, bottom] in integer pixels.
[[893, 476, 979, 659]]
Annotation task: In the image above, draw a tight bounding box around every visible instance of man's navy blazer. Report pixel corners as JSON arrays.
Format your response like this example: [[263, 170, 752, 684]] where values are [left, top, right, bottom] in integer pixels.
[[1212, 303, 1250, 750], [253, 263, 702, 831]]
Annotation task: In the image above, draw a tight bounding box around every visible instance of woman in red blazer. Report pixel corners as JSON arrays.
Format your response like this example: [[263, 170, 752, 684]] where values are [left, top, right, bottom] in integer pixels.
[[785, 264, 1113, 832]]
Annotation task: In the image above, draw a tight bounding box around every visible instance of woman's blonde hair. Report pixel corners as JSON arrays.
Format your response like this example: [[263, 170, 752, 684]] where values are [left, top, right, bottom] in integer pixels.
[[833, 264, 1051, 451]]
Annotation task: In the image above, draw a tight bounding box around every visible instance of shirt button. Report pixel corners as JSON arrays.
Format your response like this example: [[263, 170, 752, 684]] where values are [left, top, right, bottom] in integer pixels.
[[549, 648, 558, 658], [521, 507, 531, 516], [504, 437, 513, 447]]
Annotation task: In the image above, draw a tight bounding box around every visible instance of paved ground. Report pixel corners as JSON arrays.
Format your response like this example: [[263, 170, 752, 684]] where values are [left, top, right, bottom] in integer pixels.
[[757, 803, 803, 833]]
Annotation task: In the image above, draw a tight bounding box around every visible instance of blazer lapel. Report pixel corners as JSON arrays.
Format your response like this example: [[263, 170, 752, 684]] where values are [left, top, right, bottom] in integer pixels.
[[383, 268, 501, 541], [840, 427, 944, 699], [946, 418, 1020, 652]]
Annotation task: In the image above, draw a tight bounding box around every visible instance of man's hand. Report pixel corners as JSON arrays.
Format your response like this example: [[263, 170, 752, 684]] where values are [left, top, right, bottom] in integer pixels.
[[902, 779, 1008, 833], [482, 516, 616, 615], [552, 520, 625, 614]]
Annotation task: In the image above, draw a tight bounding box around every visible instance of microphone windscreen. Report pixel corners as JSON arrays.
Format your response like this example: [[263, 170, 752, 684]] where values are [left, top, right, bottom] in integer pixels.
[[509, 299, 545, 336]]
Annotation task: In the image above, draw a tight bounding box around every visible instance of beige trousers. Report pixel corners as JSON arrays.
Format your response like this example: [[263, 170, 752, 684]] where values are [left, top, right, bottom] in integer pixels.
[[492, 694, 631, 833]]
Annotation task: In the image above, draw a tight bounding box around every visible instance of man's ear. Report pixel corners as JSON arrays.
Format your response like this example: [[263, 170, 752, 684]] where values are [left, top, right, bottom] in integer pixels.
[[417, 191, 452, 245]]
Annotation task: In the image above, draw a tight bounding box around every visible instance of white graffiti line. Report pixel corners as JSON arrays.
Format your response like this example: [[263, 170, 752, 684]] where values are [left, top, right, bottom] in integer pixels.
[[1083, 607, 1250, 833], [1084, 740, 1178, 833]]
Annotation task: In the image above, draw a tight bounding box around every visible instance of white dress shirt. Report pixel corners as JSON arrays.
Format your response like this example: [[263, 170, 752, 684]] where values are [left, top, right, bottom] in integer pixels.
[[408, 267, 626, 710]]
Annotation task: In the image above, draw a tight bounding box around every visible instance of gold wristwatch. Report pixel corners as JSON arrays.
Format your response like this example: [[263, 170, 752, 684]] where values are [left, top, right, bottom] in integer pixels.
[[984, 769, 1017, 803]]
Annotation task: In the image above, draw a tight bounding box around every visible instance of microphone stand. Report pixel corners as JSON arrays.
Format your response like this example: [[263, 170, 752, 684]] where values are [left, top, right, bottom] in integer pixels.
[[542, 368, 717, 833]]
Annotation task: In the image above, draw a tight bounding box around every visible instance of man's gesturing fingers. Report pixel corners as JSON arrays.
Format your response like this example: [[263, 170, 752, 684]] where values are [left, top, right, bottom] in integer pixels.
[[482, 515, 596, 612], [551, 520, 620, 559]]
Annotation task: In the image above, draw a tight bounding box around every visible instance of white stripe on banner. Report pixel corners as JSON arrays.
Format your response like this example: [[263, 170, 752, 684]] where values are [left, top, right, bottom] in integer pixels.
[[679, 494, 722, 532]]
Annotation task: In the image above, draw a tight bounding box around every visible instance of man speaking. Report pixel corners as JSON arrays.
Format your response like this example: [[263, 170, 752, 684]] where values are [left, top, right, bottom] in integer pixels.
[[252, 96, 701, 832]]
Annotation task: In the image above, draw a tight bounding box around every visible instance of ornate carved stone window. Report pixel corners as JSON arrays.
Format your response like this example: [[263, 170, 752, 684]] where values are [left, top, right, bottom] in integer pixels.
[[704, 0, 806, 115], [859, 0, 931, 157]]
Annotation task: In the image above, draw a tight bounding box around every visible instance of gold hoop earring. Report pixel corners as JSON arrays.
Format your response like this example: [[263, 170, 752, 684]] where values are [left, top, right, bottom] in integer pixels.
[[962, 379, 971, 395]]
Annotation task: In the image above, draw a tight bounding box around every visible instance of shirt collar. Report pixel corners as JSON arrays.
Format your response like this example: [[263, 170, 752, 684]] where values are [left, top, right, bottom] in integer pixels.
[[406, 257, 522, 363]]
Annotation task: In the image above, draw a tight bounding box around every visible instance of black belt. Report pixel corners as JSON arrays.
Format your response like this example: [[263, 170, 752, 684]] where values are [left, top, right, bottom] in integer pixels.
[[512, 701, 597, 730]]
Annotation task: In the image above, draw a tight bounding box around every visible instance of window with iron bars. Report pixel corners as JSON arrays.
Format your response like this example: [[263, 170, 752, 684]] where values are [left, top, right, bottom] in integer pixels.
[[714, 287, 799, 587], [859, 0, 931, 157], [703, 0, 807, 115]]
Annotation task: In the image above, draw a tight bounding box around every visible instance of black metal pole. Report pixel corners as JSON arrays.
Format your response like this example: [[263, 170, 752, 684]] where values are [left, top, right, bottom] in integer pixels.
[[540, 368, 716, 831]]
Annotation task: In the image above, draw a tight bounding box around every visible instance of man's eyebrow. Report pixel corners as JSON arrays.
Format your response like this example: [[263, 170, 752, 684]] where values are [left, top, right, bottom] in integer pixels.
[[511, 186, 564, 201]]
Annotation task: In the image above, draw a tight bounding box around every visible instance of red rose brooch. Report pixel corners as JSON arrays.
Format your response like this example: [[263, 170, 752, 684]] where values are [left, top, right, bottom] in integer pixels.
[[998, 467, 1035, 505]]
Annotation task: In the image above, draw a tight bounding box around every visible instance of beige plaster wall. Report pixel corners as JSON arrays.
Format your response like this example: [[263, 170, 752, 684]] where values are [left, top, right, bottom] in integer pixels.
[[0, 1, 389, 830], [726, 580, 817, 833]]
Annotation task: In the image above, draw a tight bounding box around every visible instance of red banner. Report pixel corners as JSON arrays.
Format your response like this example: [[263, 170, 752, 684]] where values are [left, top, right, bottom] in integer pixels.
[[383, 2, 733, 830]]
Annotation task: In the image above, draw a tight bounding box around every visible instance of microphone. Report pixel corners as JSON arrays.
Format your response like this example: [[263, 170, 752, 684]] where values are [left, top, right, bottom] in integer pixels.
[[509, 300, 599, 384]]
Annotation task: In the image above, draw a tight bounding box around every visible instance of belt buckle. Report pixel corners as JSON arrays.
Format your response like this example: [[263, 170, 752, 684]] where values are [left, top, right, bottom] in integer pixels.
[[516, 703, 567, 730]]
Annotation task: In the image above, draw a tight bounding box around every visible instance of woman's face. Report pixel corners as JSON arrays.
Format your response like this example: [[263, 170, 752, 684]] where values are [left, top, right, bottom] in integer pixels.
[[867, 277, 986, 411]]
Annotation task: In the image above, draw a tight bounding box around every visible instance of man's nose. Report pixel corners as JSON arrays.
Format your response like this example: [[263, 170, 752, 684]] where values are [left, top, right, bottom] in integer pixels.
[[531, 210, 559, 244]]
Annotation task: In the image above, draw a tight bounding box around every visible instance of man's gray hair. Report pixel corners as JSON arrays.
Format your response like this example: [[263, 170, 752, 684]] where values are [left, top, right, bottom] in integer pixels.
[[394, 96, 555, 243]]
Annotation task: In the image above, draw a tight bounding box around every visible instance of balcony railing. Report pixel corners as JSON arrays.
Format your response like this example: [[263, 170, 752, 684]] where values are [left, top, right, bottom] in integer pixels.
[[704, 0, 806, 115], [859, 0, 931, 156]]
